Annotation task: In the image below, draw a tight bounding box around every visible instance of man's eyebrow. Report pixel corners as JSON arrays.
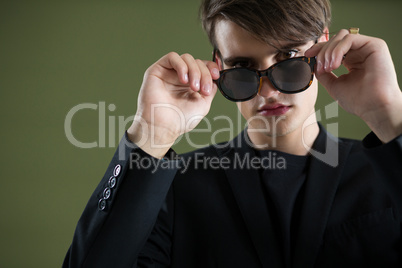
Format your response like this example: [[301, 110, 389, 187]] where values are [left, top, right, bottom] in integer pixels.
[[275, 41, 310, 51], [222, 42, 311, 66], [223, 56, 256, 67]]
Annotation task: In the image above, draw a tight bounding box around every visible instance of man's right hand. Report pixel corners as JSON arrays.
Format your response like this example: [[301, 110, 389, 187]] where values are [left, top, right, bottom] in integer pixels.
[[127, 52, 220, 158]]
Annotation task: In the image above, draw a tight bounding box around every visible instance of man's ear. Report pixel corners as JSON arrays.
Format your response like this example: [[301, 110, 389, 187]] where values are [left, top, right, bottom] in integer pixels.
[[319, 27, 330, 42], [213, 49, 224, 71]]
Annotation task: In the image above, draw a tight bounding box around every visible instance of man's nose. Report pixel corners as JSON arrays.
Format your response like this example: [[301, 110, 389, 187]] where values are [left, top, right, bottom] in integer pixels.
[[257, 76, 280, 98]]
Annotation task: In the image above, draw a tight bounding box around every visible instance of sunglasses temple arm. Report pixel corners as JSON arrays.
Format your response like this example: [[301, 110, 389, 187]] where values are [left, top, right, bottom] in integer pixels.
[[212, 48, 225, 70]]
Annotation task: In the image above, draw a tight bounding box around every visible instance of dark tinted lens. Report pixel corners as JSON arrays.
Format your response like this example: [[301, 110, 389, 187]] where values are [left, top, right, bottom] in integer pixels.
[[220, 69, 259, 100], [271, 60, 312, 92]]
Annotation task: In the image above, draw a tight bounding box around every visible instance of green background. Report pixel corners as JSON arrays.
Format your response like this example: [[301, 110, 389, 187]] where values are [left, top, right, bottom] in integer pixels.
[[1, 1, 401, 267]]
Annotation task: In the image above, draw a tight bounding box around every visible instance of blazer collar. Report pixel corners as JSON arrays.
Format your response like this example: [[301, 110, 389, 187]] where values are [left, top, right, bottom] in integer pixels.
[[292, 124, 352, 267], [214, 124, 352, 267]]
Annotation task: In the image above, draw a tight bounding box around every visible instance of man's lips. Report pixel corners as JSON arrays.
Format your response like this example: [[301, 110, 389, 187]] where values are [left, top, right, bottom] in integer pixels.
[[257, 104, 291, 116]]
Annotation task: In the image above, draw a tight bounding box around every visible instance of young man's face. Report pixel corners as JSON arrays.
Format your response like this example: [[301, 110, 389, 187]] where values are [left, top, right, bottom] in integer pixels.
[[214, 20, 322, 139]]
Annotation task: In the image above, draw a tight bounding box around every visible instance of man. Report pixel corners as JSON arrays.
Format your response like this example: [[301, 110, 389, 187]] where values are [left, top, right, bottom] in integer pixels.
[[63, 0, 402, 267]]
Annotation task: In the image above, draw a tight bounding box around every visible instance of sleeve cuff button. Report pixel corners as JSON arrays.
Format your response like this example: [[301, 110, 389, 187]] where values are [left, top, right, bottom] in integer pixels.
[[108, 176, 117, 188], [113, 164, 121, 177], [98, 199, 106, 211], [103, 187, 111, 200]]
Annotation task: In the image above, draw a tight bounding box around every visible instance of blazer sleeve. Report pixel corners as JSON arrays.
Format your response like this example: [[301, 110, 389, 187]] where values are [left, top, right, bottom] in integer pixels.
[[63, 132, 180, 268], [363, 132, 402, 215]]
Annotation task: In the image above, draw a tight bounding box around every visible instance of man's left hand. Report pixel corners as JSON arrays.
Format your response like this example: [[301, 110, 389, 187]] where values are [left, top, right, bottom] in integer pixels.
[[306, 29, 402, 143]]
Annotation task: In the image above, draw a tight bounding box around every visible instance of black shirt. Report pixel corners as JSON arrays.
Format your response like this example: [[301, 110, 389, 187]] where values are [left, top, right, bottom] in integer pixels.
[[255, 149, 310, 267]]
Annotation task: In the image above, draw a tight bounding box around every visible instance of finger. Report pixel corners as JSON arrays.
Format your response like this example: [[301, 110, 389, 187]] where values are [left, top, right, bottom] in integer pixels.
[[202, 60, 220, 99], [313, 29, 348, 74], [305, 42, 326, 58], [181, 53, 202, 92], [317, 29, 350, 74], [196, 59, 214, 96], [331, 34, 375, 70], [329, 34, 356, 71], [322, 32, 373, 74], [315, 71, 339, 99], [157, 52, 189, 85], [202, 61, 219, 100], [203, 60, 220, 80]]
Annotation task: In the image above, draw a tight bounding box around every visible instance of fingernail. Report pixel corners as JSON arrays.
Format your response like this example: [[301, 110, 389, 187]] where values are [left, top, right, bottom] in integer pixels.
[[204, 83, 211, 95], [324, 61, 329, 72], [195, 80, 200, 90], [184, 73, 189, 83], [317, 60, 323, 73], [212, 68, 220, 78], [330, 56, 335, 70]]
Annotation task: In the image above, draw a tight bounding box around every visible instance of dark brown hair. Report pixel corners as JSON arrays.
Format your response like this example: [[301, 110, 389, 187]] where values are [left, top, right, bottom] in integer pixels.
[[200, 0, 331, 48]]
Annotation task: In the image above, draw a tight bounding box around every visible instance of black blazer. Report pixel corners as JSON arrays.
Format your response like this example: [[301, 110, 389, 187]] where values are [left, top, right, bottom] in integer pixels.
[[63, 125, 402, 267]]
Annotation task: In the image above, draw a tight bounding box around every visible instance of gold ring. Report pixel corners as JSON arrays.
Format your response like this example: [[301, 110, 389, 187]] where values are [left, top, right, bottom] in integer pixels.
[[349, 27, 359, 34]]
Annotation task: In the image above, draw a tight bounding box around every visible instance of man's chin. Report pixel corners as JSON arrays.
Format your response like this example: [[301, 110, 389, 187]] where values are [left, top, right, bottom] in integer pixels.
[[247, 122, 295, 138]]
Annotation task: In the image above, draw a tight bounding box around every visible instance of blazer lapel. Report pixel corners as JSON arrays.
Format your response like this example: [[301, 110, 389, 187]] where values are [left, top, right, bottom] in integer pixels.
[[293, 126, 353, 267], [215, 131, 284, 267]]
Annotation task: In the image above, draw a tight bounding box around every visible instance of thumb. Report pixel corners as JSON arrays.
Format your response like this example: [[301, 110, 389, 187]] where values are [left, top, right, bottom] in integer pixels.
[[315, 70, 338, 94], [203, 82, 218, 104]]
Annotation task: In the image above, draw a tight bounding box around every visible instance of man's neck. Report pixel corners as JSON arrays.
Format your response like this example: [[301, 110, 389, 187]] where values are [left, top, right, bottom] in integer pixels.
[[247, 122, 320, 156]]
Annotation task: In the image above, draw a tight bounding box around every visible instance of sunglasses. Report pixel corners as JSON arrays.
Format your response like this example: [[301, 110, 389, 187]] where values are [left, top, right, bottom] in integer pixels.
[[213, 50, 317, 102]]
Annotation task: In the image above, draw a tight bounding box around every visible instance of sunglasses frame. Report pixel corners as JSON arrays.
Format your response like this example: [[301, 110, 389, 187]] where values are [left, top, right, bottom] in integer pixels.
[[213, 49, 317, 102]]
